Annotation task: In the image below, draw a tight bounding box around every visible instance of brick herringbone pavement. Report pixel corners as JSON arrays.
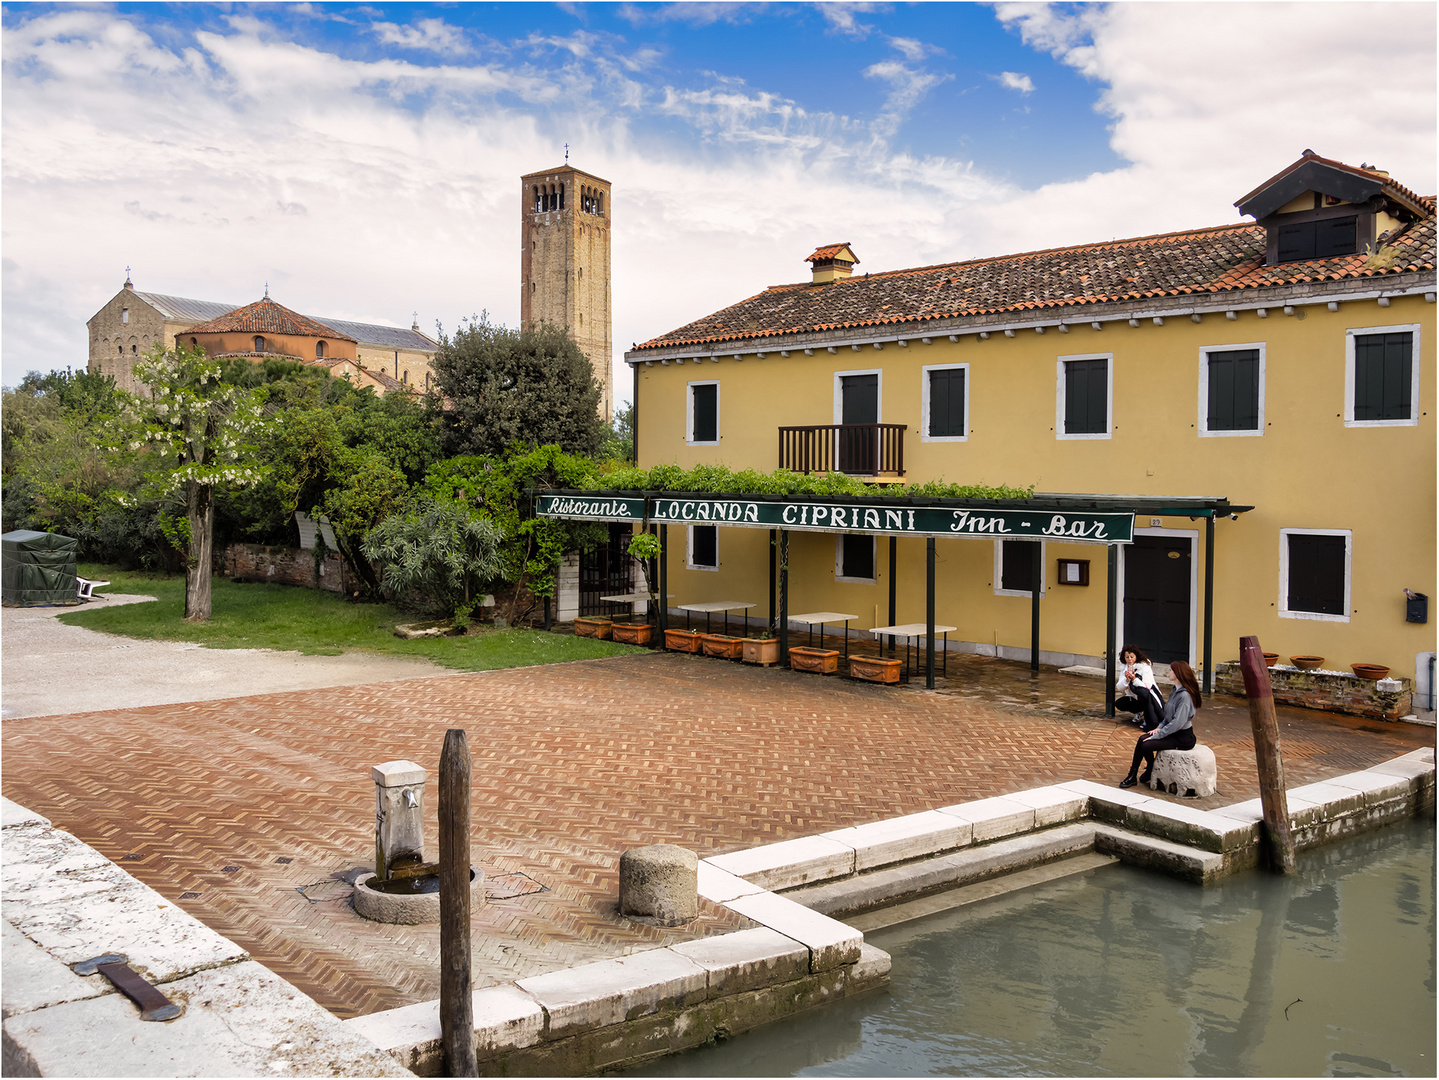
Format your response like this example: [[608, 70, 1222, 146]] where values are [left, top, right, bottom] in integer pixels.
[[3, 651, 1430, 1018]]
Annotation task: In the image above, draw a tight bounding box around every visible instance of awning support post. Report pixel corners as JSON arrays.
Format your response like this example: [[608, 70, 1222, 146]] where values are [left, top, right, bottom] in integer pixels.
[[926, 537, 936, 690], [1105, 543, 1118, 718], [779, 530, 790, 663], [1030, 541, 1042, 672], [887, 536, 897, 656], [768, 528, 777, 633], [1203, 514, 1215, 695], [658, 524, 668, 634]]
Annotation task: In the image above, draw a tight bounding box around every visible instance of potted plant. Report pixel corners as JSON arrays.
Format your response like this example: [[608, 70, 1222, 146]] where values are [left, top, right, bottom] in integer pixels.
[[848, 654, 903, 684], [742, 631, 780, 666], [1351, 663, 1390, 680], [573, 616, 613, 640], [789, 645, 841, 674], [664, 627, 703, 653], [1290, 655, 1325, 670], [700, 632, 744, 660]]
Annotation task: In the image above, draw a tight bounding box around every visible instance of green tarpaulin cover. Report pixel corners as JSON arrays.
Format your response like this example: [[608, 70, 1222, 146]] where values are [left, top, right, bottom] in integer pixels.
[[2, 530, 79, 606]]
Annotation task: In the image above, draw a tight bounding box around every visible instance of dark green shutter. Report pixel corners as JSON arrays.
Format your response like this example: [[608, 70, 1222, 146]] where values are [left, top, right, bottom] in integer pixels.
[[1064, 359, 1108, 435], [1207, 349, 1260, 431], [692, 384, 718, 441], [1287, 533, 1345, 615], [928, 368, 965, 437], [1354, 332, 1412, 421], [1001, 540, 1038, 592]]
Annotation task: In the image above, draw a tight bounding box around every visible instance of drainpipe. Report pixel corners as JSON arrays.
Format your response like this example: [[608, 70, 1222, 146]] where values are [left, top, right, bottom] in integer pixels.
[[1431, 653, 1436, 711]]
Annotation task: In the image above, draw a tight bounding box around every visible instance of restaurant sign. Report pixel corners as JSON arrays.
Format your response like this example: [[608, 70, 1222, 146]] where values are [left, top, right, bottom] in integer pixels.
[[647, 496, 1132, 543], [534, 494, 647, 522]]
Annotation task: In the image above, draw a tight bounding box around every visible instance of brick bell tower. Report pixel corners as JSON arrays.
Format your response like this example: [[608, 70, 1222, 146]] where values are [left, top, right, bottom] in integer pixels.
[[520, 164, 614, 421]]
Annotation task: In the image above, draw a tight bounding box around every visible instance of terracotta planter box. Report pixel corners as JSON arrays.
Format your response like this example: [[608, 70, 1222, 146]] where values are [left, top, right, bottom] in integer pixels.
[[742, 637, 781, 666], [789, 646, 840, 674], [848, 655, 902, 684], [700, 633, 744, 660], [573, 616, 613, 640], [664, 629, 703, 653], [610, 622, 653, 646]]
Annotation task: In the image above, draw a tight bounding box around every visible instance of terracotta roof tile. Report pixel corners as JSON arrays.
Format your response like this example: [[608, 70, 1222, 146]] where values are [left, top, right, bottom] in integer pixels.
[[188, 297, 357, 342], [635, 214, 1435, 352]]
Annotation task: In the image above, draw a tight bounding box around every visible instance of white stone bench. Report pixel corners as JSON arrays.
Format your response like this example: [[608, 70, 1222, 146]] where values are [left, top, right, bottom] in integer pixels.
[[1148, 744, 1217, 798]]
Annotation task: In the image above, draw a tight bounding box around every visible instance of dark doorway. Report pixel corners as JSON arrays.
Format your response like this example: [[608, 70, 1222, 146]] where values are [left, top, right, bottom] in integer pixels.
[[579, 524, 633, 617], [839, 373, 878, 473], [1124, 534, 1192, 664]]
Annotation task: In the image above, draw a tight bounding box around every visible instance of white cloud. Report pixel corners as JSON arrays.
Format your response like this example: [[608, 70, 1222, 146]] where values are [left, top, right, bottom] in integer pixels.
[[817, 2, 882, 39], [370, 17, 470, 55], [2, 1, 1434, 407], [997, 71, 1034, 94]]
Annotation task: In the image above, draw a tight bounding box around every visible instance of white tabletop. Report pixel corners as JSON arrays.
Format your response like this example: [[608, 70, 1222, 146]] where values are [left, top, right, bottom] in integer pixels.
[[677, 601, 757, 613], [870, 623, 958, 638], [600, 593, 672, 603], [790, 612, 860, 624]]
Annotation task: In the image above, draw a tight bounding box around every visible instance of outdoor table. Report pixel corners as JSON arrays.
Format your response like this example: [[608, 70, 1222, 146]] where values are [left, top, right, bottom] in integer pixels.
[[868, 623, 957, 681], [789, 611, 860, 658], [676, 601, 756, 636], [600, 592, 671, 623]]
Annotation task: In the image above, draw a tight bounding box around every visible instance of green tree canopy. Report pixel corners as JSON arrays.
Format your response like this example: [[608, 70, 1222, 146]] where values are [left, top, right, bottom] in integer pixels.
[[430, 314, 605, 458]]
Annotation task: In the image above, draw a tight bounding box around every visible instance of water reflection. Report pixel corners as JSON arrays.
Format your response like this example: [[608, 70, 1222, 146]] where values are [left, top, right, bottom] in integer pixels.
[[627, 819, 1434, 1077]]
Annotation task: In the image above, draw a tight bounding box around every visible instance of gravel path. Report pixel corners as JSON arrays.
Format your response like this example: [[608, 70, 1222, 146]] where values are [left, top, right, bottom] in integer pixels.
[[1, 595, 448, 720]]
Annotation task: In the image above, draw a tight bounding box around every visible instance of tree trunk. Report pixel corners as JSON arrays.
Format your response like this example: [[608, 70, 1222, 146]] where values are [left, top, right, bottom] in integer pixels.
[[184, 482, 214, 622]]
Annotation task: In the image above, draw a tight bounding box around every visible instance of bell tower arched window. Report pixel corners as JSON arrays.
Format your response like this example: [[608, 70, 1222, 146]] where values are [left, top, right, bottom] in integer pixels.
[[254, 336, 265, 352]]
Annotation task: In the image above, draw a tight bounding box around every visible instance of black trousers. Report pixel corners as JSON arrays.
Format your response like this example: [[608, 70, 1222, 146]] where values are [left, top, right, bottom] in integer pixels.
[[1115, 688, 1162, 730], [1129, 727, 1197, 778]]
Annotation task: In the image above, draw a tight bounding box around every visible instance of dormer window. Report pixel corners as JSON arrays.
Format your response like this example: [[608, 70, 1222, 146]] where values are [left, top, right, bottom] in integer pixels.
[[1277, 215, 1357, 262]]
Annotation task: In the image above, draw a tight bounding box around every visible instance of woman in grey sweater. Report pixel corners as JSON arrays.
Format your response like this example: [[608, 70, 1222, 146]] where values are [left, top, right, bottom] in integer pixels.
[[1120, 660, 1200, 788]]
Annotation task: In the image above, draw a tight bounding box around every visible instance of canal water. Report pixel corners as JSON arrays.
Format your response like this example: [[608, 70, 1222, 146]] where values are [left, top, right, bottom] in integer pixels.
[[631, 818, 1434, 1077]]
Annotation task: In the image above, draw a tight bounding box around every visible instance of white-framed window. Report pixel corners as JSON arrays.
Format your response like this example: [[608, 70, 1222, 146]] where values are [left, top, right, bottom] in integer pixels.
[[835, 533, 877, 583], [1056, 353, 1112, 439], [994, 539, 1046, 598], [1279, 528, 1351, 622], [687, 524, 718, 570], [687, 381, 719, 445], [921, 363, 969, 442], [1199, 342, 1266, 436], [1345, 323, 1420, 427], [833, 368, 883, 424]]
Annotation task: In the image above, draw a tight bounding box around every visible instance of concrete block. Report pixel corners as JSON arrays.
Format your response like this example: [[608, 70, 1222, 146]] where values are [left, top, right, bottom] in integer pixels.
[[1002, 785, 1088, 827], [668, 928, 809, 997], [1126, 801, 1255, 853], [0, 798, 48, 830], [371, 759, 426, 788], [1, 920, 109, 1020], [1288, 780, 1368, 820], [705, 835, 856, 891], [936, 796, 1035, 841], [1, 960, 411, 1077], [847, 943, 892, 989], [1209, 799, 1264, 825], [345, 984, 544, 1075], [1324, 769, 1416, 807], [722, 892, 862, 973], [2, 826, 116, 897], [1058, 779, 1160, 823], [821, 810, 969, 872], [696, 861, 765, 904], [1365, 756, 1434, 795], [619, 844, 698, 926], [517, 948, 707, 1039], [1091, 824, 1225, 884]]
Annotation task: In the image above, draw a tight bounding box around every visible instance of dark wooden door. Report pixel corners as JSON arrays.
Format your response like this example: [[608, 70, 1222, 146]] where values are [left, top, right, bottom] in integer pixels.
[[1124, 535, 1191, 664], [839, 374, 878, 473]]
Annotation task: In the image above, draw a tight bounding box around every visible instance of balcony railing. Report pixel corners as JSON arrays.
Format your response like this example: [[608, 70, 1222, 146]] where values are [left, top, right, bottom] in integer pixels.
[[777, 424, 906, 477]]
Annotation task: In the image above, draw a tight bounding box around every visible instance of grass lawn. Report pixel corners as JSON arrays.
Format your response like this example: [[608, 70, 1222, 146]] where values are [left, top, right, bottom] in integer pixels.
[[58, 565, 647, 672]]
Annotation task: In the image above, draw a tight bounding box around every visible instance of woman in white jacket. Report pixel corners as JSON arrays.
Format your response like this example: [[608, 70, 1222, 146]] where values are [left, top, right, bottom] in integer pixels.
[[1115, 644, 1162, 731]]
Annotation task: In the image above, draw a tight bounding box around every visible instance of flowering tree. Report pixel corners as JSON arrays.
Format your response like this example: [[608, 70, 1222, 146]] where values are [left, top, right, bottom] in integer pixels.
[[120, 345, 269, 621]]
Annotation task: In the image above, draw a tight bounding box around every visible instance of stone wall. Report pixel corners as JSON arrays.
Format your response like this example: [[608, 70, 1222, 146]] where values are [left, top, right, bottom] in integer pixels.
[[1213, 662, 1413, 720], [218, 543, 353, 595]]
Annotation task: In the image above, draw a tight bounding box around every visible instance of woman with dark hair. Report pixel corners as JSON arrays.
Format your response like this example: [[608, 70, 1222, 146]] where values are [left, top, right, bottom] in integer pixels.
[[1114, 644, 1162, 731], [1120, 660, 1201, 789]]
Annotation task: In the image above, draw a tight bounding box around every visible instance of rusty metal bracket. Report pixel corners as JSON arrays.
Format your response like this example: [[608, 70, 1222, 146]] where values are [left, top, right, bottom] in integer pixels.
[[72, 953, 183, 1022]]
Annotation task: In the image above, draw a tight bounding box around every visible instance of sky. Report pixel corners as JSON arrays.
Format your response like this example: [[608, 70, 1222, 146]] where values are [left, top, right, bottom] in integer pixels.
[[2, 1, 1435, 399]]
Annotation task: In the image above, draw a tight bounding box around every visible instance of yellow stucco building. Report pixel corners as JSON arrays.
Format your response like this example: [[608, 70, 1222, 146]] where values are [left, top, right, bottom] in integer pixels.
[[616, 153, 1435, 689]]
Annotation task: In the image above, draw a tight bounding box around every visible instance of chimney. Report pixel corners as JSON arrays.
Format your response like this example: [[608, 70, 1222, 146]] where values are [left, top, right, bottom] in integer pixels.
[[806, 243, 859, 284]]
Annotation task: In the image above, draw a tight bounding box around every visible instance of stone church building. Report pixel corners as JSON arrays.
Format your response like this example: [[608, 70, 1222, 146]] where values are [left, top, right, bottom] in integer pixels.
[[87, 276, 438, 395]]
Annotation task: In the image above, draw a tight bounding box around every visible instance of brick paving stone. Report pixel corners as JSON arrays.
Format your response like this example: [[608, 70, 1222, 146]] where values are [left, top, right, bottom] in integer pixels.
[[2, 649, 1430, 1018]]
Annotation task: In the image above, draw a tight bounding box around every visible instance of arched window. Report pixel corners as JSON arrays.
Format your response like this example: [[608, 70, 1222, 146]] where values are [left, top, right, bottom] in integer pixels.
[[117, 344, 123, 355], [121, 308, 129, 324], [254, 336, 265, 352], [315, 340, 326, 358], [131, 344, 137, 354], [190, 337, 198, 348], [402, 370, 408, 384]]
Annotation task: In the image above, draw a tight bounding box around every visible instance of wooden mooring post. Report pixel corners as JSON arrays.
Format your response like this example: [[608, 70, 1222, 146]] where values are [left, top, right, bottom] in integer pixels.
[[1239, 636, 1297, 873], [439, 729, 476, 1076]]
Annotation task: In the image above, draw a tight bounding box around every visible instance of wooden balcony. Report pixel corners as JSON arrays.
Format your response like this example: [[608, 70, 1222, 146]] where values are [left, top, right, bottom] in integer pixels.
[[777, 424, 906, 477]]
